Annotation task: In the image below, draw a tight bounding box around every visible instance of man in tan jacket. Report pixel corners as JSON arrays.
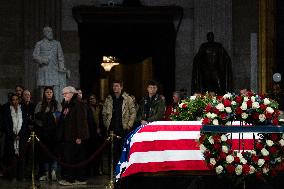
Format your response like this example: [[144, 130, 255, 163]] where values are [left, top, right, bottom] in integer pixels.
[[102, 80, 136, 166]]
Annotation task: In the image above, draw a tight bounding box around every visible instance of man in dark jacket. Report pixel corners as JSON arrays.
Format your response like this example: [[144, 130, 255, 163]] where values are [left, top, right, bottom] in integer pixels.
[[57, 86, 89, 186], [136, 80, 166, 126]]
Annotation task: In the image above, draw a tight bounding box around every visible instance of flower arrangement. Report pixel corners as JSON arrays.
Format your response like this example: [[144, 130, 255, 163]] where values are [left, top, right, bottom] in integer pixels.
[[198, 90, 284, 180], [199, 132, 284, 179], [202, 91, 280, 126], [170, 94, 213, 121]]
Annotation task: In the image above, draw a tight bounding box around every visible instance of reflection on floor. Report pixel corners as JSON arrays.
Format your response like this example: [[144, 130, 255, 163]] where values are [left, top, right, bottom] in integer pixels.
[[0, 175, 110, 189]]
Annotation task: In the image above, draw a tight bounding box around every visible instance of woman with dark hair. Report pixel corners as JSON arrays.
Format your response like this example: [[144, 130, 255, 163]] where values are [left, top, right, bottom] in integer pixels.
[[2, 93, 28, 181], [34, 86, 62, 181]]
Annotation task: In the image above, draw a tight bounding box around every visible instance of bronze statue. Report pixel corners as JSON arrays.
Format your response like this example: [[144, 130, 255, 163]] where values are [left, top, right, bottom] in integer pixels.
[[191, 32, 233, 95]]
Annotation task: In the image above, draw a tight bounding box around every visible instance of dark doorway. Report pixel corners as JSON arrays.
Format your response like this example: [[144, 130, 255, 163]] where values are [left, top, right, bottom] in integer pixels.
[[73, 6, 183, 102]]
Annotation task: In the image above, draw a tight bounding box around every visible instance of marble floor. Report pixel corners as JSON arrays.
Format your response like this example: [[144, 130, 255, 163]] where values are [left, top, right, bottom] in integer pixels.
[[0, 175, 111, 189]]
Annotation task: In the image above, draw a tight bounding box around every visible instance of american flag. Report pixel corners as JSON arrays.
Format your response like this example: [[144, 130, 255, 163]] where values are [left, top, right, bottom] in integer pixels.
[[115, 121, 257, 179]]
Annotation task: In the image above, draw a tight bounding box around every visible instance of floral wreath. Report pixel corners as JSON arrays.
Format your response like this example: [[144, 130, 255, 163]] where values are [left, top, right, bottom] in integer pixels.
[[198, 90, 284, 179]]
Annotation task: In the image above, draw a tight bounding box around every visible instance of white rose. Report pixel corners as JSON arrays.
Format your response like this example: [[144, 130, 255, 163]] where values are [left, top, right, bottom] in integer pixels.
[[240, 158, 247, 164], [252, 102, 260, 109], [213, 119, 219, 125], [266, 107, 274, 114], [250, 150, 256, 155], [208, 136, 214, 144], [223, 93, 232, 99], [264, 98, 271, 105], [225, 107, 232, 113], [222, 145, 229, 153], [279, 139, 284, 146], [210, 158, 216, 166], [249, 166, 256, 174], [266, 140, 274, 147], [206, 113, 211, 118], [241, 103, 247, 110], [258, 159, 265, 167], [226, 155, 234, 164], [276, 157, 282, 163], [225, 121, 232, 126], [221, 135, 227, 142], [241, 113, 248, 119], [190, 96, 196, 100], [235, 165, 243, 175], [261, 148, 269, 156], [215, 165, 224, 174], [236, 152, 243, 158], [231, 101, 237, 106], [244, 97, 249, 102], [259, 114, 266, 122], [216, 103, 225, 111], [179, 103, 185, 108], [263, 167, 269, 174], [251, 96, 256, 102], [199, 144, 207, 152], [211, 113, 217, 118]]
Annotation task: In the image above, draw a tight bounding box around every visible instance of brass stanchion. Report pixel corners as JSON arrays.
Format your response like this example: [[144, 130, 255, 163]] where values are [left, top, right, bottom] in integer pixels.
[[106, 131, 115, 189], [27, 131, 40, 189]]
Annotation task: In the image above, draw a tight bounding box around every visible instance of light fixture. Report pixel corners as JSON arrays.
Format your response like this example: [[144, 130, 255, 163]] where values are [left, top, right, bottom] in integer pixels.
[[101, 56, 120, 71]]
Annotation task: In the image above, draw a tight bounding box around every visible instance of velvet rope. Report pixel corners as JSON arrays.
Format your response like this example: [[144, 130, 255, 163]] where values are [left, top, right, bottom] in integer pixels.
[[37, 138, 111, 168]]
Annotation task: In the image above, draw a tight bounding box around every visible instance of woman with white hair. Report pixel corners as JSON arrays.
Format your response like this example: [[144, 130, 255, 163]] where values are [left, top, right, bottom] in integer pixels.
[[57, 86, 89, 186]]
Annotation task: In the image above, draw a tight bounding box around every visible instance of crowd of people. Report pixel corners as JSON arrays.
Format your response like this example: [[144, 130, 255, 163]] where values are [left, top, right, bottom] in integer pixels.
[[0, 80, 185, 186]]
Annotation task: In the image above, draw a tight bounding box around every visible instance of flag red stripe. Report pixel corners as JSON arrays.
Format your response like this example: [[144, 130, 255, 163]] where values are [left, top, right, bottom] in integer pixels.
[[138, 125, 202, 132], [122, 160, 209, 177], [129, 139, 255, 156]]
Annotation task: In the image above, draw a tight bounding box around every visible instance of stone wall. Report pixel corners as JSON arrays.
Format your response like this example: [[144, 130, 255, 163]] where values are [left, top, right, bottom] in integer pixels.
[[0, 0, 24, 103], [0, 0, 259, 103]]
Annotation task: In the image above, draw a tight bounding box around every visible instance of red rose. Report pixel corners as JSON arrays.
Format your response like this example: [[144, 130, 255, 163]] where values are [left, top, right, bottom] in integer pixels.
[[274, 110, 281, 116], [269, 146, 278, 154], [226, 164, 235, 173], [260, 104, 267, 111], [247, 91, 254, 97], [223, 99, 232, 107], [246, 100, 252, 108], [205, 104, 212, 112], [220, 113, 227, 120], [213, 108, 219, 114], [235, 96, 242, 103], [204, 151, 211, 158], [182, 103, 187, 109], [199, 134, 206, 143], [270, 134, 279, 141], [207, 163, 214, 170], [202, 117, 211, 125], [264, 156, 270, 162], [265, 113, 272, 119], [236, 107, 243, 115], [220, 152, 227, 159], [214, 143, 221, 150], [234, 157, 240, 163], [252, 112, 260, 120], [273, 118, 279, 125], [252, 155, 259, 163], [256, 143, 264, 150], [242, 164, 250, 175], [213, 135, 221, 142]]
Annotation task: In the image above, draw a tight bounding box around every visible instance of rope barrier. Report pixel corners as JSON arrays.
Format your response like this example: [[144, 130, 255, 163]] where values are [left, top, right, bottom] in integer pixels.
[[37, 138, 110, 168]]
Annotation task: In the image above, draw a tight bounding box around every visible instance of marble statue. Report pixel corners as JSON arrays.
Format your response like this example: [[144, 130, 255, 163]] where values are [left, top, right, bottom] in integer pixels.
[[33, 26, 70, 101]]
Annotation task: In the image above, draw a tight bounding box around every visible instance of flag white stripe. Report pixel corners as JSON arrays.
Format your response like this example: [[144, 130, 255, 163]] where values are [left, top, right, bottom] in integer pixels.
[[131, 131, 260, 147], [128, 150, 204, 164]]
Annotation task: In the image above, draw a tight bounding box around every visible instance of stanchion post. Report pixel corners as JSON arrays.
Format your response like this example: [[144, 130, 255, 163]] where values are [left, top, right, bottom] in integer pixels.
[[106, 131, 115, 189], [28, 131, 39, 189]]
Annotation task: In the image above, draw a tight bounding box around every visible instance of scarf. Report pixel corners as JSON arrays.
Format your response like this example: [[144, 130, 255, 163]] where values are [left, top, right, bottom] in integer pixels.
[[10, 105, 23, 155]]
